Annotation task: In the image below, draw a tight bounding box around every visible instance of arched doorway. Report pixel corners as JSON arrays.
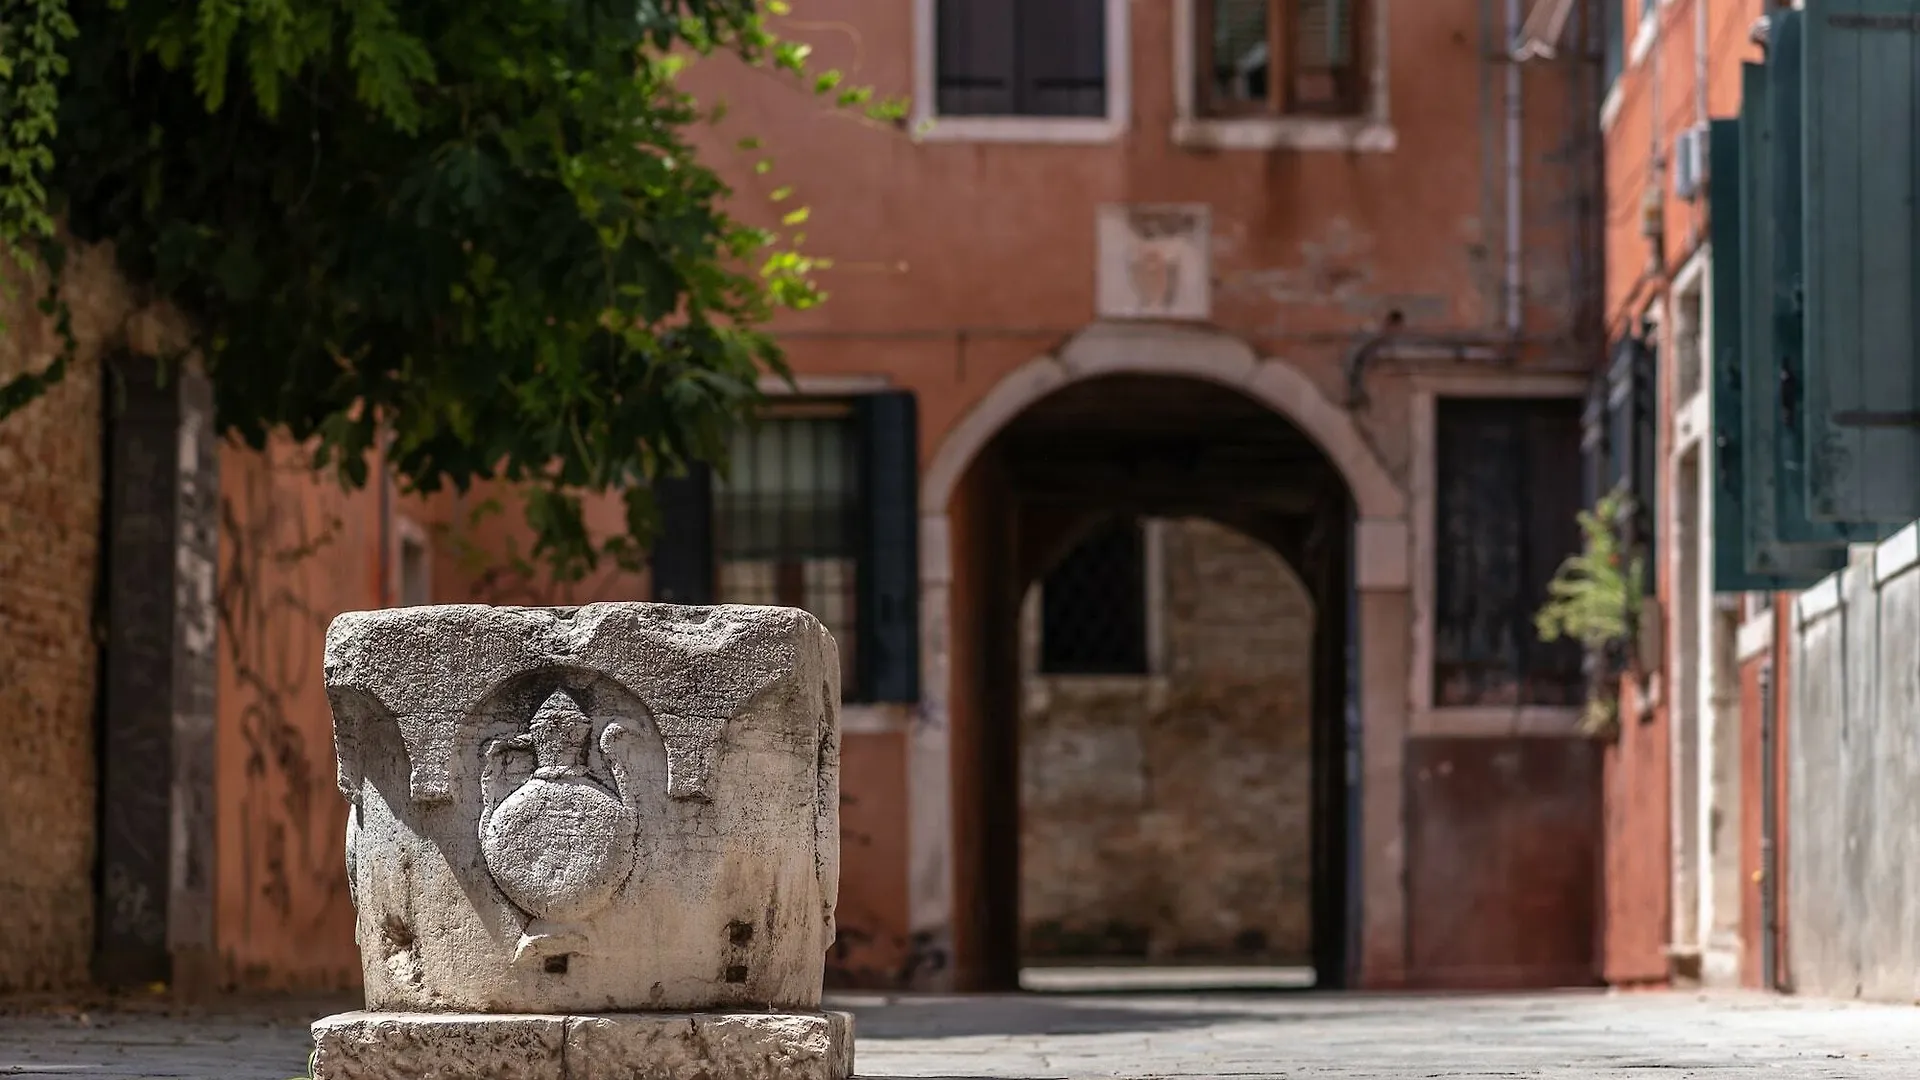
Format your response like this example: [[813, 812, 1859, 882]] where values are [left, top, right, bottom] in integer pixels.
[[913, 324, 1408, 991]]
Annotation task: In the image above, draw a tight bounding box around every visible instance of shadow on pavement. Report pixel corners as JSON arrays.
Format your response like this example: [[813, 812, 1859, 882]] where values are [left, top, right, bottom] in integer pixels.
[[840, 993, 1274, 1040]]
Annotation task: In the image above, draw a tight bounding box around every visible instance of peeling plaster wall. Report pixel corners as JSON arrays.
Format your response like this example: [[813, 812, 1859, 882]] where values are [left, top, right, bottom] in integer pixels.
[[1019, 520, 1316, 964]]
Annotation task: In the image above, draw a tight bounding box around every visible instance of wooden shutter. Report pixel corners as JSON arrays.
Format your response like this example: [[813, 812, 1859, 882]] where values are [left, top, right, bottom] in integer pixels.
[[651, 463, 715, 605], [1016, 0, 1107, 117], [1711, 109, 1843, 590], [1290, 0, 1359, 112], [97, 353, 219, 987], [856, 391, 921, 703], [1803, 0, 1920, 525], [1764, 11, 1888, 546], [938, 0, 1019, 116], [1607, 334, 1658, 567], [1580, 370, 1608, 510]]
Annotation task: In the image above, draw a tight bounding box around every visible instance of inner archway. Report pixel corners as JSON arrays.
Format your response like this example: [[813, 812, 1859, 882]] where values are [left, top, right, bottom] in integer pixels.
[[941, 370, 1358, 991]]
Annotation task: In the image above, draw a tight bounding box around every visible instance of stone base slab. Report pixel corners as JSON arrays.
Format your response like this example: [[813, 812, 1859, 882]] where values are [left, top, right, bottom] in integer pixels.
[[311, 1010, 853, 1080]]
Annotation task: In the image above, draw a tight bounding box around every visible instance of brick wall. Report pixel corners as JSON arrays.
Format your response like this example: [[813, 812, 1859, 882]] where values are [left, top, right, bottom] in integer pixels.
[[1018, 518, 1315, 964], [0, 246, 187, 990]]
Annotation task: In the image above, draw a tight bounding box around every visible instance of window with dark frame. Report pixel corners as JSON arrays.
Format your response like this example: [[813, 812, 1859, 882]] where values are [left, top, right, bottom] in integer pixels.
[[1431, 397, 1586, 709], [1200, 0, 1362, 117], [712, 404, 862, 692], [935, 0, 1107, 118], [1038, 518, 1150, 676]]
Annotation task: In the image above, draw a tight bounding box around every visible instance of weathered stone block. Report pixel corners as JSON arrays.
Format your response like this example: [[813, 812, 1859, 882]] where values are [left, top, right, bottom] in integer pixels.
[[310, 1010, 854, 1080], [324, 603, 841, 1014]]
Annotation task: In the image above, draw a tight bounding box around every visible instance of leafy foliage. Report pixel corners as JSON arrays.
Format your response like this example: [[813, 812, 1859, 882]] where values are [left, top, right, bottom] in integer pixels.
[[1535, 491, 1644, 738], [3, 0, 902, 579]]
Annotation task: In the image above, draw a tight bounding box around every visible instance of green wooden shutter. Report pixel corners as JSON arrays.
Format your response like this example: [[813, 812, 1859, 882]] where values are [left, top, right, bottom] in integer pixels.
[[1765, 10, 1889, 544], [937, 0, 1019, 116], [856, 391, 921, 703], [651, 463, 715, 605], [1803, 0, 1920, 524], [1607, 334, 1659, 562], [1710, 115, 1845, 591]]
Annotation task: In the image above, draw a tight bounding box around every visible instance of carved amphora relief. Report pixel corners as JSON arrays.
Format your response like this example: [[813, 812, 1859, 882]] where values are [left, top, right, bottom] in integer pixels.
[[479, 688, 640, 968]]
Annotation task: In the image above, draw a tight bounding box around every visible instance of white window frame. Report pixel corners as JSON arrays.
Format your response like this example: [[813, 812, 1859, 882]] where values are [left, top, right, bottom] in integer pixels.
[[1629, 0, 1664, 68], [1665, 250, 1711, 962], [909, 0, 1133, 144], [1170, 0, 1396, 152], [1409, 372, 1590, 737]]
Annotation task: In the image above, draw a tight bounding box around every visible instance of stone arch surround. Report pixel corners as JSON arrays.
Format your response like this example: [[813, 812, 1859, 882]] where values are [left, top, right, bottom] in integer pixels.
[[908, 321, 1415, 990]]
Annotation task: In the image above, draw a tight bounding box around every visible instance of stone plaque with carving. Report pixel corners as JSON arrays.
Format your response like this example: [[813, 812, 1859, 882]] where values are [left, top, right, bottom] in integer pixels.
[[1095, 204, 1213, 321]]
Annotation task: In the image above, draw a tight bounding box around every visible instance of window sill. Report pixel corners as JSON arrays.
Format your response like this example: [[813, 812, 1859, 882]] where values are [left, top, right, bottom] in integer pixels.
[[910, 114, 1125, 145], [1411, 706, 1585, 738], [1171, 116, 1397, 153]]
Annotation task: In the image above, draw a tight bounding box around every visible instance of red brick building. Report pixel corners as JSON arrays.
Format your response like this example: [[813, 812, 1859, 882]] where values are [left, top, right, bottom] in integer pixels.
[[4, 0, 1630, 996]]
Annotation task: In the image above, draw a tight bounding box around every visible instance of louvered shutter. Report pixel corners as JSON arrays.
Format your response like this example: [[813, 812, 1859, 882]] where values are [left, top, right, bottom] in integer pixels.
[[938, 0, 1019, 116], [1581, 369, 1608, 511], [1710, 109, 1842, 590], [1802, 0, 1920, 525], [856, 392, 921, 703], [1291, 0, 1360, 111], [651, 463, 715, 605], [1764, 11, 1887, 545], [1016, 0, 1107, 117]]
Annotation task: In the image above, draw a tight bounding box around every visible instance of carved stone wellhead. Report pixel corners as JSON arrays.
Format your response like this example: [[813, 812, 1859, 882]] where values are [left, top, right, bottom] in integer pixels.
[[312, 603, 850, 1079]]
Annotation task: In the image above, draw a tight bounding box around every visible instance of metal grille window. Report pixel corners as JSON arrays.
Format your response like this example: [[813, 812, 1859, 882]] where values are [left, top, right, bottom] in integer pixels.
[[713, 406, 861, 691], [1432, 398, 1585, 708], [1039, 518, 1149, 676]]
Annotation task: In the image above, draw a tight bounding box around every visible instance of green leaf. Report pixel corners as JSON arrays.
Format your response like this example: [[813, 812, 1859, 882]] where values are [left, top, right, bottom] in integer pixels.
[[2, 0, 907, 583]]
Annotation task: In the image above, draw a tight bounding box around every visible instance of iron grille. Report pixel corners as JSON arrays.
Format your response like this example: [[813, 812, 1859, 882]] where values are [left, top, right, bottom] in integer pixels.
[[1039, 518, 1149, 676], [713, 408, 861, 690]]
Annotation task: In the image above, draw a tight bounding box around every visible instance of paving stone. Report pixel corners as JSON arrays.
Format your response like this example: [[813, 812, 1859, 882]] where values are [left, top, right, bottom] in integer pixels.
[[4, 991, 1920, 1078]]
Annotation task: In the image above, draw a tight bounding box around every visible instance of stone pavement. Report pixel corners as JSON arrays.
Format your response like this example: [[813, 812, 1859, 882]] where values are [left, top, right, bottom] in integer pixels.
[[5, 988, 1920, 1078]]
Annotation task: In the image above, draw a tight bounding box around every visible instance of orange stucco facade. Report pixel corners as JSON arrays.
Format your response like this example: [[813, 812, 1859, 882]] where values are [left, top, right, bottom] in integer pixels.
[[192, 0, 1613, 994], [2, 0, 1637, 997]]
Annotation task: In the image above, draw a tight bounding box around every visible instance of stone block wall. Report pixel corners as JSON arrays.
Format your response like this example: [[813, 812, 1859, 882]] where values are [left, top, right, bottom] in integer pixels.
[[1018, 518, 1315, 964]]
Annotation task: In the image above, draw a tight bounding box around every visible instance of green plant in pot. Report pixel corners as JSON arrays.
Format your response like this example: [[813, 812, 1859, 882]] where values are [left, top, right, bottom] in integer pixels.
[[1535, 491, 1644, 739]]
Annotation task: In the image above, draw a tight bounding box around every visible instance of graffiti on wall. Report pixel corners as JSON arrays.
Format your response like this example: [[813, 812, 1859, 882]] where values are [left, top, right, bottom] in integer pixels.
[[215, 442, 368, 988]]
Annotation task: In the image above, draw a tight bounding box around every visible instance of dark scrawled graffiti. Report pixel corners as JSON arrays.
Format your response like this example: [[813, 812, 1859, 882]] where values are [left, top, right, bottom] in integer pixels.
[[216, 447, 355, 969]]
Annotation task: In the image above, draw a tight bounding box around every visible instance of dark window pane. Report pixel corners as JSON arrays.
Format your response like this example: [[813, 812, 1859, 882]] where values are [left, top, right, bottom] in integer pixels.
[[938, 0, 1106, 118], [1017, 0, 1107, 117], [1432, 398, 1585, 708], [1207, 0, 1270, 109], [1039, 519, 1149, 676]]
